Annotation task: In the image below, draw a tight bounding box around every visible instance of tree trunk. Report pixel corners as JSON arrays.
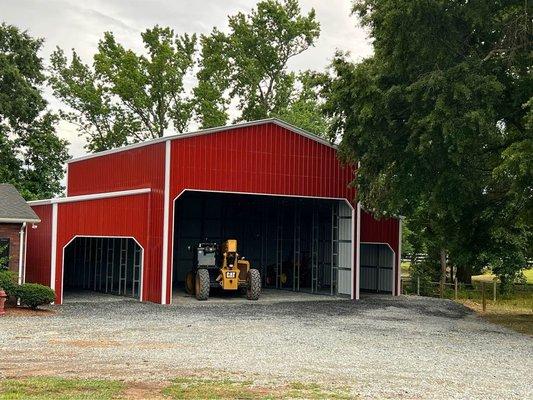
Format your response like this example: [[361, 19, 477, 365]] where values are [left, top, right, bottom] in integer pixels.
[[439, 249, 447, 298], [456, 264, 473, 284]]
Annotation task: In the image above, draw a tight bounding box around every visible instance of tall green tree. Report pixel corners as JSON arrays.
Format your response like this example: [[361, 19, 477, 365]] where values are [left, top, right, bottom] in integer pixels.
[[325, 1, 532, 288], [0, 23, 68, 200], [195, 0, 322, 128], [50, 26, 196, 152]]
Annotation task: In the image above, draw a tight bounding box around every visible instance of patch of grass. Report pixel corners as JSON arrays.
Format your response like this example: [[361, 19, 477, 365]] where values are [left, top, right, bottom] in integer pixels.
[[457, 287, 533, 336], [0, 377, 123, 400], [472, 268, 533, 284], [401, 261, 411, 277], [523, 268, 533, 284], [163, 377, 353, 400], [286, 382, 352, 400]]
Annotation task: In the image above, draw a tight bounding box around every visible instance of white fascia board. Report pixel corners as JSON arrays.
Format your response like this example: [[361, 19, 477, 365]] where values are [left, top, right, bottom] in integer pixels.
[[27, 188, 151, 206], [0, 217, 41, 223]]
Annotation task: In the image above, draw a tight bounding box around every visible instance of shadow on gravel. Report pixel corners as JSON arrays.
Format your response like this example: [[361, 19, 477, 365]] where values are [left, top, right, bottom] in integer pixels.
[[54, 292, 474, 323]]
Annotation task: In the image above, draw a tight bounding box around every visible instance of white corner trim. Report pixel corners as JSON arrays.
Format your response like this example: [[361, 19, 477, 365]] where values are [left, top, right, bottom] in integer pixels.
[[397, 218, 403, 296], [50, 203, 58, 292], [350, 205, 356, 300], [27, 188, 151, 206], [161, 140, 171, 305], [356, 202, 361, 300], [23, 223, 28, 284], [18, 223, 26, 286]]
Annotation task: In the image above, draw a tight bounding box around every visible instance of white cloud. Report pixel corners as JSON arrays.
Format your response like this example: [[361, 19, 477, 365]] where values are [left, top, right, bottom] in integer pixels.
[[2, 0, 372, 159]]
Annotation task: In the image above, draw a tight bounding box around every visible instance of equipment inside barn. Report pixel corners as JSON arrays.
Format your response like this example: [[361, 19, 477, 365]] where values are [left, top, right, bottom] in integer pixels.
[[173, 191, 354, 298], [185, 239, 261, 300]]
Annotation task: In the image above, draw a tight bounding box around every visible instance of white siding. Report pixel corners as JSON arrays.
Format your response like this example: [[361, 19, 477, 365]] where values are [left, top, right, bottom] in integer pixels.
[[337, 201, 352, 295]]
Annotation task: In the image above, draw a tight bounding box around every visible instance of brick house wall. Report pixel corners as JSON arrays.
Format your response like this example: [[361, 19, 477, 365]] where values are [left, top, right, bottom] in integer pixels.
[[0, 223, 22, 275]]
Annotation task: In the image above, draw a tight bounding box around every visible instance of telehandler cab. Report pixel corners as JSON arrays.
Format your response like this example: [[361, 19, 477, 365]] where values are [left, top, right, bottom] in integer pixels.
[[185, 239, 261, 301]]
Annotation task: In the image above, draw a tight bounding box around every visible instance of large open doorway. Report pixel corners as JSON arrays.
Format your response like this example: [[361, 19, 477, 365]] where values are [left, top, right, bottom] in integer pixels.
[[171, 191, 353, 300], [62, 236, 143, 301], [359, 243, 394, 293]]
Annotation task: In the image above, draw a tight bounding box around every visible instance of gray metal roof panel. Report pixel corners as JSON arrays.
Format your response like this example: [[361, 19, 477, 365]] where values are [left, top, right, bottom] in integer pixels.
[[0, 184, 41, 223]]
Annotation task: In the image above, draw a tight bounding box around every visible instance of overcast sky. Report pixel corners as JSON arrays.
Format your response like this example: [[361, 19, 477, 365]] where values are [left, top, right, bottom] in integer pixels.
[[2, 0, 372, 158]]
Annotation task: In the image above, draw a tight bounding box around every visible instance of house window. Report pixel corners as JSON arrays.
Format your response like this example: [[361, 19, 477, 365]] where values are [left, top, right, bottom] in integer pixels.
[[0, 238, 9, 269]]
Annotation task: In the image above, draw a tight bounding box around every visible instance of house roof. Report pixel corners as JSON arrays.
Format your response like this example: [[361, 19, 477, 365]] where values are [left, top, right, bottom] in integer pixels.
[[0, 184, 41, 224], [68, 118, 336, 164]]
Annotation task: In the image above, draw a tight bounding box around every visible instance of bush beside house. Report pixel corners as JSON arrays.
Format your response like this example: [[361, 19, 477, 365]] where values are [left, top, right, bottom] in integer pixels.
[[18, 284, 56, 309], [0, 269, 55, 309]]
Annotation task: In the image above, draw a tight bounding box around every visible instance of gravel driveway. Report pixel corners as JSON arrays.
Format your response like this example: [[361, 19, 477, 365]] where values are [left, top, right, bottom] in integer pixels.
[[1, 290, 531, 399]]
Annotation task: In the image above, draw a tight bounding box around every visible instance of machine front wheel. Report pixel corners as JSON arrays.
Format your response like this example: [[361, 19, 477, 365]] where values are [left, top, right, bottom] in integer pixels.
[[246, 269, 261, 300], [185, 271, 195, 295], [195, 269, 210, 300]]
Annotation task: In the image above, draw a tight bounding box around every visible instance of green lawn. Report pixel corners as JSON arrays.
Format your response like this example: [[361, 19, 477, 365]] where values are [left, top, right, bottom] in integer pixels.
[[524, 268, 533, 284], [471, 269, 533, 284], [0, 377, 354, 400], [0, 377, 123, 400], [163, 377, 352, 400]]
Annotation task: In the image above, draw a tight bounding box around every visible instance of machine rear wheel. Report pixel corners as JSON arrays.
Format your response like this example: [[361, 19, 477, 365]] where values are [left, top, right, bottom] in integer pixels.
[[247, 269, 261, 300], [195, 269, 210, 300], [185, 271, 195, 295]]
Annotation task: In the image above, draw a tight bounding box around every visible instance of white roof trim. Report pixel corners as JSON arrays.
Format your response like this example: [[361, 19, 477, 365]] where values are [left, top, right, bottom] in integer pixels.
[[68, 118, 336, 164], [0, 217, 41, 224], [27, 188, 151, 206]]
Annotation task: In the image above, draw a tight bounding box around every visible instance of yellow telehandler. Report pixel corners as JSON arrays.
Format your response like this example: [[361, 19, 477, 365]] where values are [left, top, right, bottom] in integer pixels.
[[185, 239, 261, 301]]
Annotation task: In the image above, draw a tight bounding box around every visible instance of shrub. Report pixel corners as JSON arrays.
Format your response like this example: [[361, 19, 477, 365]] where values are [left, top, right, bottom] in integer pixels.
[[0, 270, 19, 297], [18, 283, 55, 309]]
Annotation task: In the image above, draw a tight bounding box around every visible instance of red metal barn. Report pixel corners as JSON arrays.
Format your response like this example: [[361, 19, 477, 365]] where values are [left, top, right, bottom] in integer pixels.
[[25, 119, 401, 304]]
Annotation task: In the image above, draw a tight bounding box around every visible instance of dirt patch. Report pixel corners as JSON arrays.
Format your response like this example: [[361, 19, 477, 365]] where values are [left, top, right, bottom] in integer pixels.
[[2, 306, 55, 317], [119, 382, 167, 399], [46, 339, 181, 350], [48, 339, 121, 348]]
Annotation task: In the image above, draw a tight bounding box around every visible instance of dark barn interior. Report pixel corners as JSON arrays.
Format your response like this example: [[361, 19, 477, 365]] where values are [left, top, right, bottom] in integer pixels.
[[63, 237, 142, 299], [172, 191, 348, 296]]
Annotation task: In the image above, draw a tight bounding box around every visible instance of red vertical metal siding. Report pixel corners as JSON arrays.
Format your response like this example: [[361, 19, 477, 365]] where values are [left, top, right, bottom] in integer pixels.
[[66, 142, 166, 303], [53, 194, 150, 304], [67, 143, 166, 196], [48, 120, 401, 303], [360, 211, 399, 254], [26, 204, 52, 286], [168, 123, 354, 199]]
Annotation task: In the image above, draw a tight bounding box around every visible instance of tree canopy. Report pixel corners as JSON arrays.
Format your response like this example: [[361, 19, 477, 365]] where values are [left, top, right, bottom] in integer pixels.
[[0, 23, 68, 199], [194, 0, 325, 134], [324, 0, 532, 286], [49, 1, 331, 151], [50, 26, 196, 152]]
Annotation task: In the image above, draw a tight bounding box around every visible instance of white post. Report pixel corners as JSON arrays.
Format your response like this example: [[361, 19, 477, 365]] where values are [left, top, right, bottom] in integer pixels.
[[17, 223, 26, 285], [161, 140, 171, 304], [50, 203, 58, 293], [355, 202, 361, 300]]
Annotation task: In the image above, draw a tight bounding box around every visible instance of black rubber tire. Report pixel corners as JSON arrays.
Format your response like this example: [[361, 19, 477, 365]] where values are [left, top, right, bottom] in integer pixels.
[[246, 269, 261, 300], [185, 271, 195, 295], [195, 269, 210, 300]]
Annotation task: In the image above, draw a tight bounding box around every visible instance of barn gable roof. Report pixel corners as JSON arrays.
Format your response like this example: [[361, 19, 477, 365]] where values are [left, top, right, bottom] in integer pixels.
[[68, 118, 335, 164]]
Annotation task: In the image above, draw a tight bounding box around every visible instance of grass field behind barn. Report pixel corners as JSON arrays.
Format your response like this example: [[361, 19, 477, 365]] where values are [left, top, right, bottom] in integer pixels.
[[401, 261, 533, 335]]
